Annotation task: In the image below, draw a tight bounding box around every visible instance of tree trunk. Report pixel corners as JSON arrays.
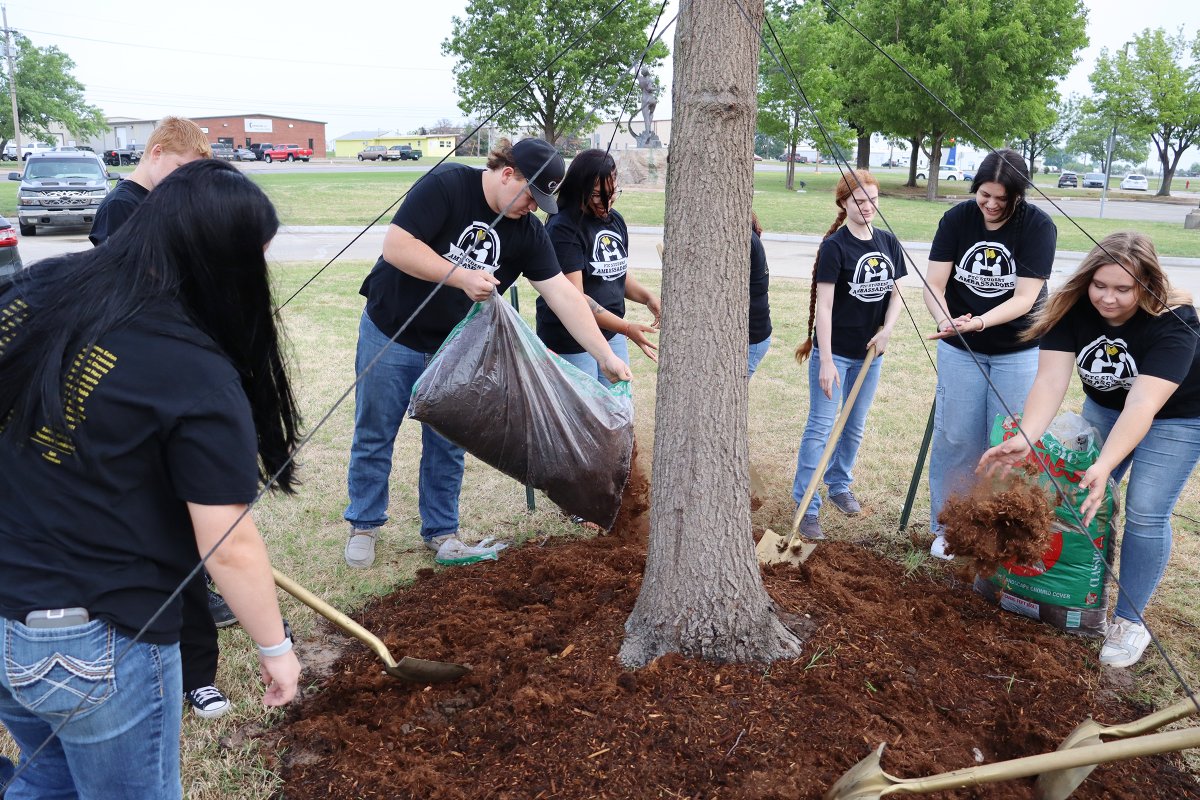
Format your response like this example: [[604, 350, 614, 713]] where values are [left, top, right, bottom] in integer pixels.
[[906, 134, 921, 187], [620, 0, 803, 668], [856, 129, 871, 170], [925, 135, 944, 201]]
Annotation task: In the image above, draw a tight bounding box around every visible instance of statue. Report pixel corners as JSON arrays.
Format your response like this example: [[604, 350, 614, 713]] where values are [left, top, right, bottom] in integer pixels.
[[634, 66, 661, 149]]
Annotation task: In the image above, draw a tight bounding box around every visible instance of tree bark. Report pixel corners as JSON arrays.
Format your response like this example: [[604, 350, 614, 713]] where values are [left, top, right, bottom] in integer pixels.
[[855, 128, 871, 170], [906, 134, 921, 187], [620, 0, 803, 668]]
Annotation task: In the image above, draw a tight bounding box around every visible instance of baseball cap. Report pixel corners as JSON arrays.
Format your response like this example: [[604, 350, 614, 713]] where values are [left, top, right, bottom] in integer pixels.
[[512, 138, 565, 214]]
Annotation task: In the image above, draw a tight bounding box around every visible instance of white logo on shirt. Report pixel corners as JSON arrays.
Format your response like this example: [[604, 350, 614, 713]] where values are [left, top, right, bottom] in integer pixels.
[[848, 251, 895, 302], [1077, 335, 1137, 391], [589, 228, 629, 281], [445, 222, 501, 273], [955, 240, 1015, 298]]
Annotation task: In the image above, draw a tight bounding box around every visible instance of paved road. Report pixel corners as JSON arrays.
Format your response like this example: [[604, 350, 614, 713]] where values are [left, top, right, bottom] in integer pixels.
[[20, 225, 1200, 299]]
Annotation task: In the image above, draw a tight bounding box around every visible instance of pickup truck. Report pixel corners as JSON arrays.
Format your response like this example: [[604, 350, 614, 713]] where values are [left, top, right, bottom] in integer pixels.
[[262, 144, 313, 163], [249, 143, 274, 161], [102, 147, 144, 166], [388, 145, 422, 161]]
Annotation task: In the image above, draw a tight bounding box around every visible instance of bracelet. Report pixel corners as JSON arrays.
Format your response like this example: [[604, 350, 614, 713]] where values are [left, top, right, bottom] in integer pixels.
[[257, 619, 293, 658], [977, 317, 987, 332]]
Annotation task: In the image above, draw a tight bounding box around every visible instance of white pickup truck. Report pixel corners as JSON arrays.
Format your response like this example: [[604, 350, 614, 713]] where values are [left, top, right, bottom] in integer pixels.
[[2, 142, 55, 161]]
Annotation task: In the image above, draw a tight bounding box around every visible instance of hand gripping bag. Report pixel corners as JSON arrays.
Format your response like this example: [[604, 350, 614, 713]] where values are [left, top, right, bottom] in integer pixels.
[[973, 413, 1118, 637], [409, 293, 634, 530]]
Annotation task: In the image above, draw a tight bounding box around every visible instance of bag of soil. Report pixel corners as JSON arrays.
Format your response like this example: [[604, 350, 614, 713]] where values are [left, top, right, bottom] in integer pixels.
[[409, 293, 634, 530], [973, 413, 1117, 637]]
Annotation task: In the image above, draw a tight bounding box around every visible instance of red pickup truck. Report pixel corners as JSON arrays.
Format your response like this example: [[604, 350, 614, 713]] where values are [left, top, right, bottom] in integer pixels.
[[262, 144, 313, 163]]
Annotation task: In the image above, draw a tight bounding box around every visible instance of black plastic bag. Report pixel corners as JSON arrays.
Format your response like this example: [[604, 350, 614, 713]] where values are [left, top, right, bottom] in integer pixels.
[[409, 293, 634, 529]]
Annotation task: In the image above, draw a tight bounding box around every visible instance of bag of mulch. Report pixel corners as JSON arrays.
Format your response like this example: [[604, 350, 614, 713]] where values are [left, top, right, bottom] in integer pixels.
[[409, 293, 634, 530], [973, 412, 1118, 637]]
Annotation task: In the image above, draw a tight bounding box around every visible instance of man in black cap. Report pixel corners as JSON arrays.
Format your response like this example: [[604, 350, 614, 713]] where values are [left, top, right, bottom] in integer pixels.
[[343, 137, 632, 568]]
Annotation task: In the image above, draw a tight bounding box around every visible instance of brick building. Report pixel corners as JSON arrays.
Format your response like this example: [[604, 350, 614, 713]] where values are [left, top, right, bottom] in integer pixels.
[[87, 114, 328, 155]]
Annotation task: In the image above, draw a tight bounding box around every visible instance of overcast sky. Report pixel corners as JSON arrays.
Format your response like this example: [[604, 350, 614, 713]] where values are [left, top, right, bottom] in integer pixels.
[[4, 0, 1197, 144]]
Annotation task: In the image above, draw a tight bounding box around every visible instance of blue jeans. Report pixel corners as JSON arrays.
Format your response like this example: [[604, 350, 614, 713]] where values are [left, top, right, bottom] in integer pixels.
[[556, 333, 629, 389], [792, 349, 883, 514], [345, 313, 466, 541], [1082, 398, 1200, 623], [747, 337, 771, 379], [930, 342, 1038, 533], [0, 618, 182, 799]]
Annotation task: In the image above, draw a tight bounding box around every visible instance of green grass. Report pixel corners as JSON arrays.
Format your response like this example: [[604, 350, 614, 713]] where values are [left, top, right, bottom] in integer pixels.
[[5, 260, 1193, 796]]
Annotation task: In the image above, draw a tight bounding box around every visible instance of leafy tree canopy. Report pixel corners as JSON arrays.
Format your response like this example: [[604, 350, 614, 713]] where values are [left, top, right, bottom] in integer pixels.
[[0, 33, 106, 147], [443, 0, 669, 145], [1089, 26, 1200, 195]]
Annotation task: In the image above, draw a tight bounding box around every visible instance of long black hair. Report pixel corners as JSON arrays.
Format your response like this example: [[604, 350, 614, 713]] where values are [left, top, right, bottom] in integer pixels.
[[554, 148, 617, 221], [0, 159, 301, 491], [969, 148, 1030, 224]]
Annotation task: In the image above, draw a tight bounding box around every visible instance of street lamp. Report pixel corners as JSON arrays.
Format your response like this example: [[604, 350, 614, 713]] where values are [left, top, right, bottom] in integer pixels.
[[1098, 41, 1133, 220]]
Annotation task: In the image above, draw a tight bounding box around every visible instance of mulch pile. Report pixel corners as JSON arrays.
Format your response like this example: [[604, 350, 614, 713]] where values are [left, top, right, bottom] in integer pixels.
[[940, 469, 1056, 575], [267, 458, 1198, 799]]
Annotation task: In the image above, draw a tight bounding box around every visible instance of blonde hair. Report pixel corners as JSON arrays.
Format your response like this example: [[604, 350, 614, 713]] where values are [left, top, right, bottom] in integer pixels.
[[795, 169, 880, 364], [146, 117, 212, 158], [1024, 231, 1193, 341]]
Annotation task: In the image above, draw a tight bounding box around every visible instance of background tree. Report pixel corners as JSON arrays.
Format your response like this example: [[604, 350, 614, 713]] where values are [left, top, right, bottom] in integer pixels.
[[443, 0, 669, 145], [756, 0, 848, 190], [620, 0, 804, 667], [0, 32, 105, 152], [1089, 27, 1200, 196], [1066, 104, 1146, 173], [1011, 94, 1080, 177], [834, 0, 1087, 198]]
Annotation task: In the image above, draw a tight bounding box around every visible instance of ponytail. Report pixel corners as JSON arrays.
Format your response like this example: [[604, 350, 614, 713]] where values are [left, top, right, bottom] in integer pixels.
[[795, 210, 847, 364]]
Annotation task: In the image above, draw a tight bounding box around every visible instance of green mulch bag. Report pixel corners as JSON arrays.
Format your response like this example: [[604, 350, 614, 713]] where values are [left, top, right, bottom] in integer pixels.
[[409, 293, 634, 530], [973, 412, 1117, 637]]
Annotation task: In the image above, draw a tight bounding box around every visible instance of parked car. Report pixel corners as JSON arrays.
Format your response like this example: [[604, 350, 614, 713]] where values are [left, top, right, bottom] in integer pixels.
[[262, 144, 313, 163], [780, 153, 808, 163], [8, 151, 117, 236], [233, 147, 257, 162], [3, 142, 55, 161], [387, 145, 422, 161], [358, 145, 388, 161], [102, 147, 144, 166], [1057, 171, 1078, 188], [880, 158, 907, 168], [915, 166, 964, 182], [211, 142, 236, 161], [1081, 173, 1107, 189], [248, 143, 275, 161], [1120, 174, 1148, 191], [962, 169, 976, 181], [0, 214, 22, 279]]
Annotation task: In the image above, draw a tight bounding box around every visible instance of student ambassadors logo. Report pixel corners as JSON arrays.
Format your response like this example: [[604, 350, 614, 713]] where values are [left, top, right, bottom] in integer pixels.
[[955, 241, 1015, 298], [1077, 335, 1136, 392], [589, 229, 629, 282], [445, 223, 502, 272], [848, 252, 894, 302]]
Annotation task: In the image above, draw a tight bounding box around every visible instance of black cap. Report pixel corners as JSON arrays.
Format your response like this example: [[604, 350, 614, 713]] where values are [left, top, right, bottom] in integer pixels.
[[512, 138, 565, 214]]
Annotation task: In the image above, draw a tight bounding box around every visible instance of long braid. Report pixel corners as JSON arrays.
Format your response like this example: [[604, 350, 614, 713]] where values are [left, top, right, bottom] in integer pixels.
[[794, 210, 847, 364]]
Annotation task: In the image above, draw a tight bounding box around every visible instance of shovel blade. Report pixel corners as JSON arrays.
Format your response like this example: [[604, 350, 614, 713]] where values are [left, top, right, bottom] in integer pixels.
[[385, 656, 472, 684], [824, 744, 892, 800], [756, 528, 817, 566]]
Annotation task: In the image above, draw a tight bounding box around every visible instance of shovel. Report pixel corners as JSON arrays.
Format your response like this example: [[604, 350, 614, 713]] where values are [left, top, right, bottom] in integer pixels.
[[272, 568, 470, 684], [757, 343, 878, 566], [1034, 694, 1200, 799], [824, 725, 1200, 799]]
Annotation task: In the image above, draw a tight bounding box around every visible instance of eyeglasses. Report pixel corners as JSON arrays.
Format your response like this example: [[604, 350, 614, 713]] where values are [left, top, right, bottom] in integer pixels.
[[590, 188, 622, 203]]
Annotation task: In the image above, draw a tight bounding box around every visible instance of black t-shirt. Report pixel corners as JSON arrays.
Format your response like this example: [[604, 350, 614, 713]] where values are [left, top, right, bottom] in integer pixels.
[[749, 230, 772, 345], [89, 179, 150, 246], [929, 200, 1057, 354], [361, 163, 561, 353], [535, 209, 631, 354], [815, 225, 907, 359], [0, 295, 259, 642], [1041, 300, 1200, 419]]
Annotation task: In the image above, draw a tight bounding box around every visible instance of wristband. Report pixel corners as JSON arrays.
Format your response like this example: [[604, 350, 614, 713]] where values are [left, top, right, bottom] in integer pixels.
[[257, 619, 293, 658], [977, 317, 987, 332]]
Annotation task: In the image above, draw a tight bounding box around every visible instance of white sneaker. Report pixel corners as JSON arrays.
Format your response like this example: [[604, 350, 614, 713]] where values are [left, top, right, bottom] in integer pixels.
[[344, 528, 378, 568], [930, 534, 955, 561], [1099, 618, 1151, 668], [423, 533, 457, 552]]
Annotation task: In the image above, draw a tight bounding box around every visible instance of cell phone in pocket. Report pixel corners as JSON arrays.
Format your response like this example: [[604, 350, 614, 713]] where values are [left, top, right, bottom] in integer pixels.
[[24, 608, 90, 629]]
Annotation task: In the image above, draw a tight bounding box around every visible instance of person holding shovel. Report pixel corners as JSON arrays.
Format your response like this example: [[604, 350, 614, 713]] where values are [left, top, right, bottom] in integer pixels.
[[924, 148, 1057, 559], [791, 169, 905, 540], [344, 138, 631, 569], [535, 147, 660, 384], [0, 160, 301, 797], [979, 231, 1200, 668]]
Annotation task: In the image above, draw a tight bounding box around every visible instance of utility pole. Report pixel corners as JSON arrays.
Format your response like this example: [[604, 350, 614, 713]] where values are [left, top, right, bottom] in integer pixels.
[[2, 5, 19, 160], [1098, 41, 1132, 221]]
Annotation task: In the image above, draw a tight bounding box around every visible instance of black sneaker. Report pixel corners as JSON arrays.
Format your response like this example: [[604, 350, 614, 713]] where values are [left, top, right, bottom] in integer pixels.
[[207, 587, 238, 629], [185, 685, 231, 719]]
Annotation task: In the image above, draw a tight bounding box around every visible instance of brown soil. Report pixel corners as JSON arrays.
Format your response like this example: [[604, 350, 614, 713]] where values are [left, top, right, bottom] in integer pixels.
[[940, 470, 1056, 576], [267, 457, 1199, 799]]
